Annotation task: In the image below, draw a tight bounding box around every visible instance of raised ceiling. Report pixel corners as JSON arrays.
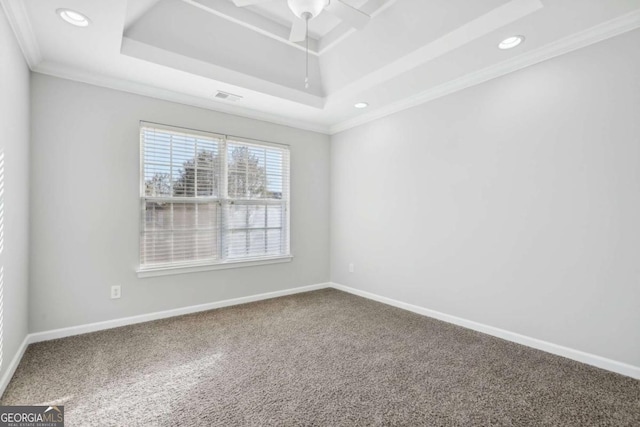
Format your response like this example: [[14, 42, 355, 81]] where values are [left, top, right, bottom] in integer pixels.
[[2, 0, 640, 133], [241, 0, 371, 40]]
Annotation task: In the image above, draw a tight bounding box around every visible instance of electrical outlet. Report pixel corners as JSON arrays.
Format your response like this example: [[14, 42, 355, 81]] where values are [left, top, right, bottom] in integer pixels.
[[349, 263, 354, 273], [111, 285, 121, 299]]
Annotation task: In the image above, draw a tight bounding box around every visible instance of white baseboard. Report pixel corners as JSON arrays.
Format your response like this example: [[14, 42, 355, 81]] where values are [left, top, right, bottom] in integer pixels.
[[3, 280, 636, 398], [330, 282, 640, 380], [1, 282, 330, 396], [28, 282, 331, 344], [0, 335, 30, 397]]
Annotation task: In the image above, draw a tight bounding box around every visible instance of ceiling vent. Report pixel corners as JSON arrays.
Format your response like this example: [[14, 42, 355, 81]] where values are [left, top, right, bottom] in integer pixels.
[[214, 91, 243, 102]]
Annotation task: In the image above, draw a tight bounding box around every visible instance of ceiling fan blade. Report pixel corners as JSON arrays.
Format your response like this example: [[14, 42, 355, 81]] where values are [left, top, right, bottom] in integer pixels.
[[325, 0, 370, 30], [289, 18, 307, 42], [232, 0, 272, 6]]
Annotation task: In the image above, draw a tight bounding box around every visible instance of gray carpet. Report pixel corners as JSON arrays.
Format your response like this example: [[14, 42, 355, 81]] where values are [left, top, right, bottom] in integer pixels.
[[1, 289, 639, 426]]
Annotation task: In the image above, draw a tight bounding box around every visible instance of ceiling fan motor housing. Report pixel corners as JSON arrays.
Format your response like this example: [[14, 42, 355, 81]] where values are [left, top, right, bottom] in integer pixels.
[[287, 0, 329, 20]]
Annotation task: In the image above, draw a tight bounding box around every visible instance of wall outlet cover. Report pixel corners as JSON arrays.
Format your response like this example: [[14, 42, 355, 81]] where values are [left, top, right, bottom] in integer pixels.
[[111, 285, 121, 299]]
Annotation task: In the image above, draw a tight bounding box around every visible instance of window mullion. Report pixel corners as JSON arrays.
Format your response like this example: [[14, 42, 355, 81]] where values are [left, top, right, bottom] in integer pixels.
[[264, 150, 268, 254], [169, 135, 174, 263], [219, 138, 229, 261], [194, 138, 199, 260]]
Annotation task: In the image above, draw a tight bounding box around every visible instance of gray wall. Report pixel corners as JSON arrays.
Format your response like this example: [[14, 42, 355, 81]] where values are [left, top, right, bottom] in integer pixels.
[[29, 74, 330, 332], [0, 7, 30, 378], [331, 30, 640, 367]]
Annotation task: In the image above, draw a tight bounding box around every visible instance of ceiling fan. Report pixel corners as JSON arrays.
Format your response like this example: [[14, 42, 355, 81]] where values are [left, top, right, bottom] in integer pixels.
[[232, 0, 370, 43]]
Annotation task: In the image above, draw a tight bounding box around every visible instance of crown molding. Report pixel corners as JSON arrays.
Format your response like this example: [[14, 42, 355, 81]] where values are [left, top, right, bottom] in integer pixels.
[[0, 0, 42, 68], [326, 0, 543, 103], [330, 9, 640, 135], [5, 0, 639, 137], [32, 62, 331, 135]]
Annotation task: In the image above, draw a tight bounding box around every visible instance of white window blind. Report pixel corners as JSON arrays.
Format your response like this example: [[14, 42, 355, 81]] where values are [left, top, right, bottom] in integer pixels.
[[140, 124, 290, 271]]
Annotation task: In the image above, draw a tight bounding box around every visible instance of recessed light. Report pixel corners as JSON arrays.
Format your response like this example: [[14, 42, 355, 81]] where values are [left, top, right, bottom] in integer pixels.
[[354, 102, 369, 109], [498, 35, 525, 50], [57, 9, 90, 27]]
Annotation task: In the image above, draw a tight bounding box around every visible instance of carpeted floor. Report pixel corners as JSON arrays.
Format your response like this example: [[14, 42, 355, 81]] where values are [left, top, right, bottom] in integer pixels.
[[2, 289, 639, 426]]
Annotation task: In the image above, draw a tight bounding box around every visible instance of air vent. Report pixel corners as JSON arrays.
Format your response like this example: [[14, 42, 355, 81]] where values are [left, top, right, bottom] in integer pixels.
[[214, 91, 243, 102]]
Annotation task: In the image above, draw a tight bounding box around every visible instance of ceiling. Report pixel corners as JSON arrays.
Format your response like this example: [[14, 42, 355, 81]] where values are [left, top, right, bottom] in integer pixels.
[[244, 0, 370, 40], [2, 0, 640, 134]]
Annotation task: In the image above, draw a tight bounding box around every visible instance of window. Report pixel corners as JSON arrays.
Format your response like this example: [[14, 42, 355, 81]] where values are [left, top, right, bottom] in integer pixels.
[[139, 123, 290, 273]]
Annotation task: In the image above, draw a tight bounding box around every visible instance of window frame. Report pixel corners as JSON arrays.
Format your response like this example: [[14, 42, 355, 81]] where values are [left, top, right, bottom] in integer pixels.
[[137, 122, 292, 278]]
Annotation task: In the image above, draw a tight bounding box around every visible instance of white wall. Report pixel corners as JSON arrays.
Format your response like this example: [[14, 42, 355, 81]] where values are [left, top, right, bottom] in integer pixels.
[[29, 74, 330, 333], [331, 30, 640, 367], [0, 6, 30, 379]]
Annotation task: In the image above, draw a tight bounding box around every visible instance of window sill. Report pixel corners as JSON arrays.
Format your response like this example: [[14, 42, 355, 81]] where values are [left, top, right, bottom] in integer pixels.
[[137, 255, 293, 278]]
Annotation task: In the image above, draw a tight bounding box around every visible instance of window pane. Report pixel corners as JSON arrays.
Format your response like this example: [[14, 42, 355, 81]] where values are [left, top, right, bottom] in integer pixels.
[[248, 205, 266, 228], [227, 204, 248, 230], [227, 204, 268, 229], [172, 203, 196, 229], [266, 229, 283, 255], [142, 128, 221, 198], [226, 229, 284, 259], [144, 167, 171, 197], [141, 201, 219, 265], [172, 230, 197, 262], [197, 203, 217, 228], [267, 205, 282, 228], [227, 231, 247, 259], [223, 202, 286, 259], [227, 141, 286, 200], [249, 230, 266, 255]]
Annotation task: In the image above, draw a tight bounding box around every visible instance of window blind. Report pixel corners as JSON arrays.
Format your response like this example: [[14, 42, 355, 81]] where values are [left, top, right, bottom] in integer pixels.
[[225, 139, 290, 260], [140, 124, 290, 270]]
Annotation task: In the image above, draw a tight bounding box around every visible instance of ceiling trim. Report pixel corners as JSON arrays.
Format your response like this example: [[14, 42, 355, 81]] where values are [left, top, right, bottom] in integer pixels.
[[329, 8, 640, 135], [121, 37, 325, 107], [326, 0, 543, 103], [4, 0, 639, 138], [0, 0, 42, 68], [32, 62, 331, 135]]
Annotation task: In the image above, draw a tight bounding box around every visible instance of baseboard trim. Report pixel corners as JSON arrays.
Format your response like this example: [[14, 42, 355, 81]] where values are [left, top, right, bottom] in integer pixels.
[[28, 282, 331, 344], [2, 283, 331, 396], [6, 280, 636, 397], [0, 335, 30, 397], [330, 283, 640, 380]]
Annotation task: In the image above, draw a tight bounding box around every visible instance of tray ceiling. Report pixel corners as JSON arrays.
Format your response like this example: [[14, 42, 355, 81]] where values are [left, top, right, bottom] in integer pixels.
[[3, 0, 640, 133]]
